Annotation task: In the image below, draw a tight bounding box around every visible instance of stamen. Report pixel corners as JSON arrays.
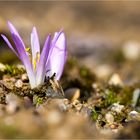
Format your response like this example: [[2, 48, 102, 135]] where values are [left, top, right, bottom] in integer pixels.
[[25, 47, 30, 52], [36, 52, 40, 62], [33, 59, 37, 70], [25, 47, 31, 57], [33, 52, 40, 70]]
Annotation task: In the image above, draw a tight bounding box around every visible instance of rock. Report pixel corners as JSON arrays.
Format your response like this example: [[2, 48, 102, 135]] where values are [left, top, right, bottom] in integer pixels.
[[72, 100, 83, 111], [129, 111, 140, 121], [132, 89, 140, 107], [0, 63, 6, 72], [108, 73, 123, 86], [109, 123, 120, 130], [80, 106, 92, 117], [94, 64, 113, 79], [16, 64, 25, 69], [3, 75, 16, 83], [21, 73, 28, 82], [111, 103, 124, 113], [65, 88, 80, 101], [15, 80, 23, 88], [5, 94, 21, 114], [92, 83, 98, 89], [105, 112, 114, 124], [0, 80, 14, 90], [122, 41, 140, 60]]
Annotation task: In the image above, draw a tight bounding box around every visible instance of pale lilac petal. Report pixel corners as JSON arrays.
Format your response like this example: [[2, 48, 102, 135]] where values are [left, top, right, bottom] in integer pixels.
[[36, 35, 51, 86], [45, 30, 63, 71], [47, 31, 67, 80], [1, 34, 19, 57], [52, 29, 64, 45], [31, 27, 40, 66], [7, 21, 30, 61], [52, 32, 58, 43], [12, 34, 36, 88], [7, 21, 26, 50]]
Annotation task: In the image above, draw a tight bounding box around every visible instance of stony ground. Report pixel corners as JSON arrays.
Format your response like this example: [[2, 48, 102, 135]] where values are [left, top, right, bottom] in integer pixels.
[[0, 51, 140, 139]]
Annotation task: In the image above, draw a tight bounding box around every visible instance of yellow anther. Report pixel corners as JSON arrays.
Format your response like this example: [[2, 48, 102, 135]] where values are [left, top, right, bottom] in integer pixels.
[[36, 52, 40, 62], [33, 52, 40, 70], [26, 47, 30, 52], [33, 59, 37, 70]]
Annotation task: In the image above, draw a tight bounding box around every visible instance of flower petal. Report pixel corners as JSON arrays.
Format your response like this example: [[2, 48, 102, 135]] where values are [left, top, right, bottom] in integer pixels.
[[7, 21, 26, 50], [36, 35, 51, 86], [46, 30, 64, 69], [1, 34, 19, 57], [12, 34, 36, 88], [47, 31, 67, 80], [31, 27, 40, 67]]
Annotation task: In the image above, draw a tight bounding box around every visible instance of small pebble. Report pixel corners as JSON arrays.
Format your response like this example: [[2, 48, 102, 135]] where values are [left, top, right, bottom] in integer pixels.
[[105, 112, 114, 124], [108, 73, 123, 86], [3, 75, 16, 82], [16, 64, 25, 69], [72, 100, 82, 111], [129, 111, 140, 121], [95, 64, 113, 79], [6, 94, 20, 114], [132, 89, 140, 107], [111, 103, 124, 113], [21, 73, 28, 82], [65, 88, 80, 101], [15, 80, 23, 88], [63, 98, 70, 105], [122, 41, 140, 60], [92, 83, 98, 89], [0, 63, 6, 71], [80, 106, 92, 117], [110, 123, 118, 129]]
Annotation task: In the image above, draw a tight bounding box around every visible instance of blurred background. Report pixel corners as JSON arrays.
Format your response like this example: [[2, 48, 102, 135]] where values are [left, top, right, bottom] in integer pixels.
[[1, 1, 140, 83]]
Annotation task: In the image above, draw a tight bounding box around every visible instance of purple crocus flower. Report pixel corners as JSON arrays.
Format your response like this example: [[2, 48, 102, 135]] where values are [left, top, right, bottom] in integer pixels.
[[1, 21, 67, 89]]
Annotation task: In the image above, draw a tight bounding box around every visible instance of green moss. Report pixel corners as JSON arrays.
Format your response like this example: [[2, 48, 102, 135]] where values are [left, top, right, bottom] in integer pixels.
[[91, 108, 100, 121], [118, 86, 134, 105], [101, 89, 118, 108], [80, 67, 90, 78], [33, 93, 47, 107], [4, 65, 25, 76], [99, 85, 134, 107], [79, 66, 95, 83], [0, 64, 25, 78]]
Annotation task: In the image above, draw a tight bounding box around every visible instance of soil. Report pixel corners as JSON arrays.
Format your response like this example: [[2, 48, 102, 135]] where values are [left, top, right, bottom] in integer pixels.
[[0, 54, 139, 139]]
